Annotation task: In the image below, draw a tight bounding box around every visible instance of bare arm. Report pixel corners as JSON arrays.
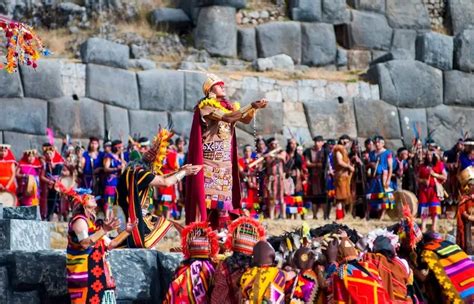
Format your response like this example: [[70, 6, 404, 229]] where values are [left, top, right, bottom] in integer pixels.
[[149, 165, 202, 188], [336, 151, 353, 171], [103, 157, 119, 174]]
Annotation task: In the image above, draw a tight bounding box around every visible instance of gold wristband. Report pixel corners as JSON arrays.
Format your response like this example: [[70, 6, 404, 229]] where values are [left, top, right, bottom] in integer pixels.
[[113, 230, 130, 245], [89, 228, 107, 244], [239, 104, 253, 115]]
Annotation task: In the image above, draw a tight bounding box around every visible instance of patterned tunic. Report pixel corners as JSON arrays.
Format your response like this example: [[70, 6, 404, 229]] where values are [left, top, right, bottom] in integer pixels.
[[240, 266, 286, 304], [67, 215, 116, 304], [200, 105, 234, 211]]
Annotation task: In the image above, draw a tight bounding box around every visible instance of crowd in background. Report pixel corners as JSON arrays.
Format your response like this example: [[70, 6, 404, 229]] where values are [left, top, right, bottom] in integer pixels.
[[0, 133, 473, 233]]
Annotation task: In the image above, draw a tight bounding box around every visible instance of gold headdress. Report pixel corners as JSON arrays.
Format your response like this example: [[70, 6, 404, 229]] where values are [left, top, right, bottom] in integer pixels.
[[202, 73, 224, 97], [142, 128, 174, 175]]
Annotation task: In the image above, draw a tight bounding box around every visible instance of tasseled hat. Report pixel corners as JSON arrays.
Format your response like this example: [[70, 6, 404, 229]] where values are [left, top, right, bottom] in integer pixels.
[[202, 73, 224, 97], [225, 217, 266, 255], [181, 222, 219, 259], [142, 128, 174, 175]]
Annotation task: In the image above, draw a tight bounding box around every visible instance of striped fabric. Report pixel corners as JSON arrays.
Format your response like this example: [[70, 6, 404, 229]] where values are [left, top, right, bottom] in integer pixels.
[[422, 240, 474, 303], [67, 215, 116, 304], [164, 260, 215, 304]]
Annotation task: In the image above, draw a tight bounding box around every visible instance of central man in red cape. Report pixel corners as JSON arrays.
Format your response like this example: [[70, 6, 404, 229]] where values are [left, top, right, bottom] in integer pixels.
[[186, 73, 267, 229]]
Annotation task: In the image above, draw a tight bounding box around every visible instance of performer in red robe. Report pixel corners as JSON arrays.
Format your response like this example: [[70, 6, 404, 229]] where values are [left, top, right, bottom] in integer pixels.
[[185, 73, 267, 229]]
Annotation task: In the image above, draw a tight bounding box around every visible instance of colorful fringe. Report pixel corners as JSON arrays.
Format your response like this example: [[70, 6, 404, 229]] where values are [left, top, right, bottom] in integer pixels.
[[421, 240, 474, 303], [418, 201, 441, 218], [285, 196, 307, 215]]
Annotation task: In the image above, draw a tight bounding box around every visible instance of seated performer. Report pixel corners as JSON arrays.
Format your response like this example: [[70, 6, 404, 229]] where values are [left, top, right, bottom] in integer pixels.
[[185, 73, 267, 229], [363, 230, 414, 303], [321, 232, 392, 304], [116, 128, 201, 248], [16, 149, 42, 206], [285, 247, 319, 303], [61, 183, 137, 304], [240, 240, 286, 304], [417, 233, 474, 304], [456, 165, 474, 254], [164, 221, 218, 304], [210, 217, 266, 304]]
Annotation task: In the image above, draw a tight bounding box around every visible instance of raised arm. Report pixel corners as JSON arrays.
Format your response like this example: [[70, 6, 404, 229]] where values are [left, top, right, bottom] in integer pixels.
[[149, 165, 202, 188]]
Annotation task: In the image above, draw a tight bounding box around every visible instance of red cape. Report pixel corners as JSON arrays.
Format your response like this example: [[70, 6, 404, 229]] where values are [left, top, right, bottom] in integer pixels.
[[185, 107, 241, 224]]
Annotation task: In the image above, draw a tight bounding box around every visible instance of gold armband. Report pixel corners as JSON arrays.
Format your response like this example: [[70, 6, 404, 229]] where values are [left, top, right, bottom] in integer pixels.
[[175, 170, 186, 181], [209, 109, 224, 120], [89, 228, 107, 244], [239, 104, 253, 115], [112, 230, 130, 245]]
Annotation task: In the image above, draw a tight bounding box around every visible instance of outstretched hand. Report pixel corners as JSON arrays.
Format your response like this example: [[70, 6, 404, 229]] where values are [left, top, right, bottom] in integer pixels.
[[181, 164, 202, 176], [125, 218, 138, 233], [103, 217, 120, 232], [252, 98, 268, 109]]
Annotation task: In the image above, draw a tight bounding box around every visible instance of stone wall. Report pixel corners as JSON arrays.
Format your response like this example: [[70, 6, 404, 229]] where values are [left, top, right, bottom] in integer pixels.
[[0, 249, 182, 304], [0, 36, 472, 154]]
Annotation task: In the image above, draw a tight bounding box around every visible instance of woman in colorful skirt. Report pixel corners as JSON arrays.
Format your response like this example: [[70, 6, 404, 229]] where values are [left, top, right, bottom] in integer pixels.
[[366, 136, 395, 219], [0, 144, 17, 200], [80, 137, 103, 194], [16, 149, 42, 206], [103, 140, 124, 217], [63, 183, 137, 304], [417, 151, 446, 232]]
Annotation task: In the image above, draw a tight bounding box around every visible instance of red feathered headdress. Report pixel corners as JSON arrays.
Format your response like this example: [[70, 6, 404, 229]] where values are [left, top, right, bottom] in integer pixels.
[[55, 181, 93, 208], [181, 222, 219, 259], [400, 204, 422, 250], [225, 217, 266, 255]]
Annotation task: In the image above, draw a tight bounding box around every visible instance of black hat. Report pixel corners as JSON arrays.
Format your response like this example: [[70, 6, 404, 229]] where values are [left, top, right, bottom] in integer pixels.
[[326, 139, 336, 145], [313, 135, 324, 142]]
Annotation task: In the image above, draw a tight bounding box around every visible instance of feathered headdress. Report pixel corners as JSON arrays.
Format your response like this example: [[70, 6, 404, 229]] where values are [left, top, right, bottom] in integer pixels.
[[142, 128, 174, 175], [366, 228, 399, 251], [55, 181, 94, 207], [0, 16, 50, 73], [181, 222, 219, 259], [224, 217, 266, 254]]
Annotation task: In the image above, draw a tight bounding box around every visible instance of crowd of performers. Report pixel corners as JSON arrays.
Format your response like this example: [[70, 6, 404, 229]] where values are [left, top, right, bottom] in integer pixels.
[[238, 135, 474, 232]]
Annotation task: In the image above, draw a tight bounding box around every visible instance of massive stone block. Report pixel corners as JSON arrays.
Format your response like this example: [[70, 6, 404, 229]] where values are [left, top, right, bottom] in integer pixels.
[[86, 64, 140, 109], [391, 29, 417, 59], [447, 0, 474, 35], [398, 107, 428, 146], [0, 98, 47, 135], [289, 0, 322, 22], [109, 249, 158, 301], [256, 21, 302, 64], [105, 105, 130, 137], [0, 267, 8, 304], [138, 70, 185, 111], [347, 0, 385, 13], [416, 32, 453, 71], [321, 0, 350, 24], [194, 6, 237, 57], [0, 69, 23, 97], [129, 110, 168, 139], [370, 60, 443, 108], [49, 96, 105, 138], [2, 206, 40, 221], [169, 111, 194, 137], [155, 252, 184, 302], [150, 8, 191, 30], [0, 219, 50, 251], [184, 71, 207, 111], [427, 105, 474, 149], [238, 27, 257, 61], [444, 70, 474, 107], [283, 102, 313, 145], [20, 59, 64, 100], [238, 102, 283, 135], [354, 99, 401, 139], [59, 61, 86, 98], [80, 37, 130, 69], [386, 0, 430, 29], [343, 10, 392, 50], [301, 23, 337, 66], [304, 99, 357, 139], [454, 29, 474, 72]]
